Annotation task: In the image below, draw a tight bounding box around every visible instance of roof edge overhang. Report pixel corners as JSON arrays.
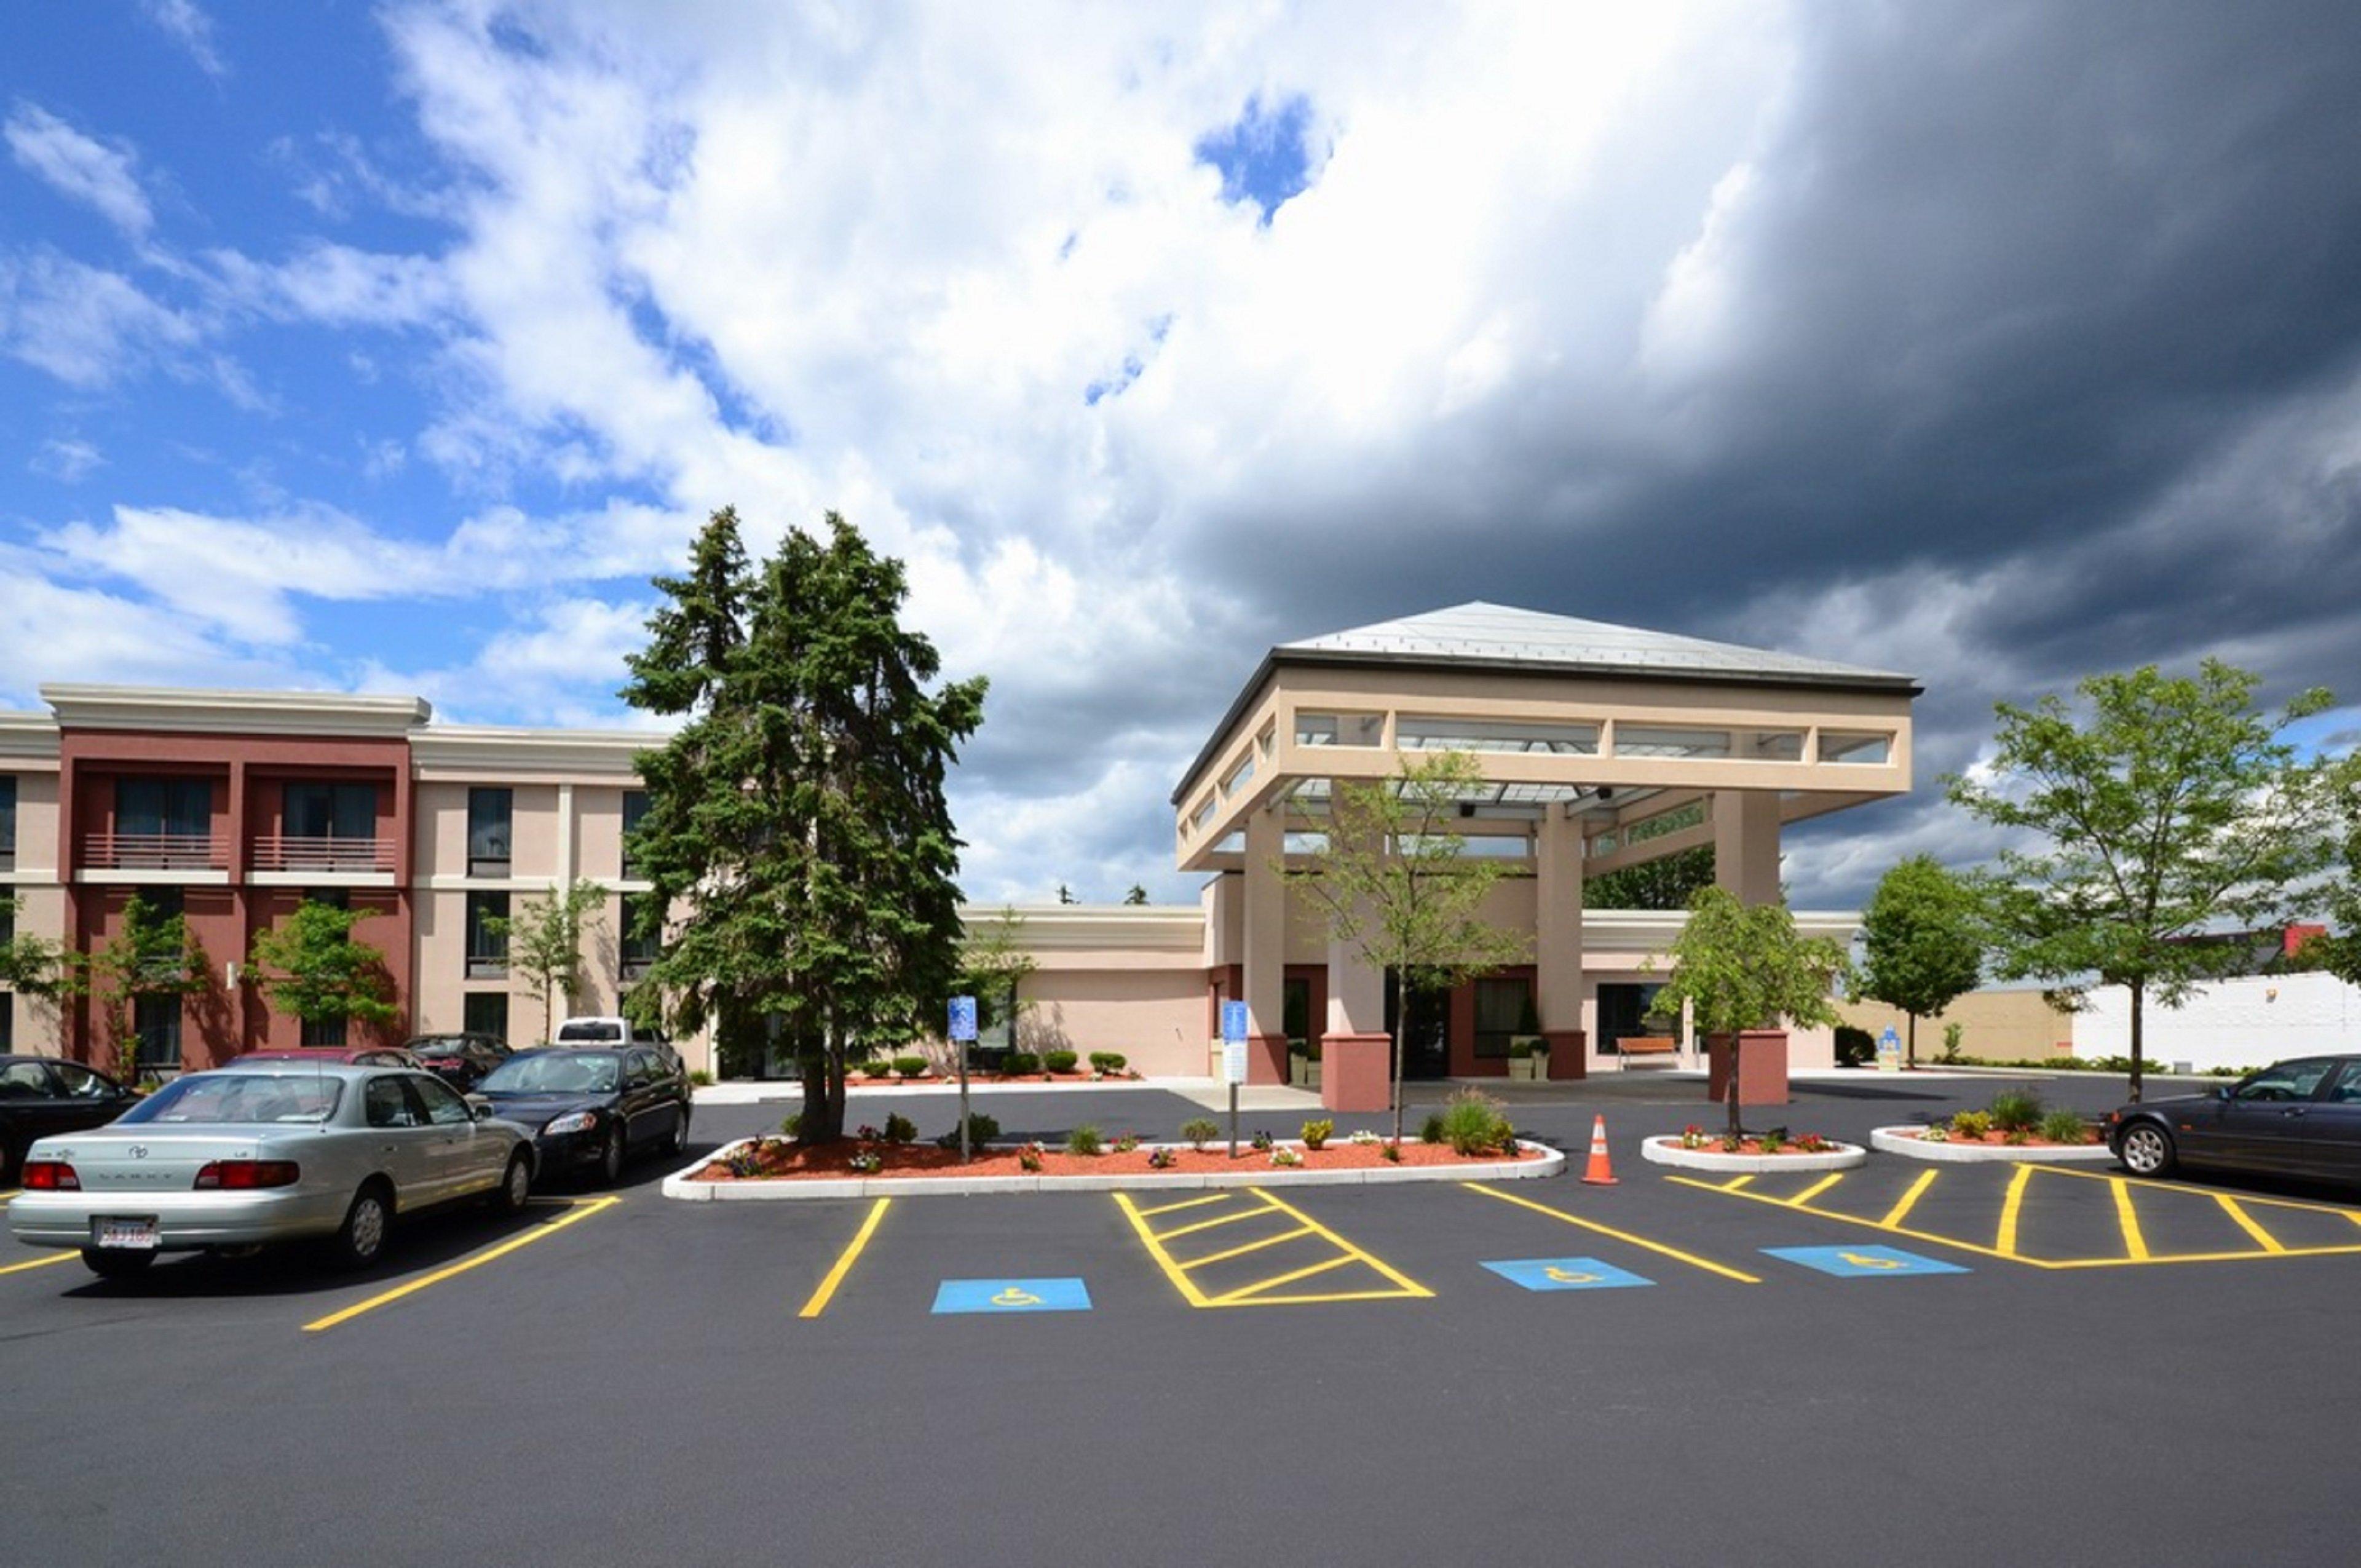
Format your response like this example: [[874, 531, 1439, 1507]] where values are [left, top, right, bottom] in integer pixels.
[[1171, 648, 1922, 807]]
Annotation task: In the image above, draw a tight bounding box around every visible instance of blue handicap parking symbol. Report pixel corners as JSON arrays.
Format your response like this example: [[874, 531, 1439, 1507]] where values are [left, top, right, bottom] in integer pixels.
[[1481, 1257, 1654, 1293], [931, 1278, 1093, 1315], [1762, 1245, 1968, 1279]]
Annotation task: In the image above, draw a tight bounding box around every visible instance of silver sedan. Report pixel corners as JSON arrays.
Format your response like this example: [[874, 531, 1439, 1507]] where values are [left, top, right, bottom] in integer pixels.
[[7, 1064, 537, 1278]]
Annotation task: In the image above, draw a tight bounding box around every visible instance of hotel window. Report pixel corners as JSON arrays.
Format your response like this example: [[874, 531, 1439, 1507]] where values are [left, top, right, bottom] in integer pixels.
[[1396, 717, 1599, 755], [133, 994, 182, 1073], [300, 1013, 349, 1048], [116, 776, 213, 864], [1819, 732, 1892, 765], [1613, 726, 1733, 759], [1473, 976, 1531, 1061], [1295, 712, 1384, 747], [620, 892, 658, 980], [0, 774, 15, 869], [285, 782, 378, 841], [463, 991, 510, 1042], [622, 789, 651, 879], [467, 788, 513, 876], [465, 892, 510, 978]]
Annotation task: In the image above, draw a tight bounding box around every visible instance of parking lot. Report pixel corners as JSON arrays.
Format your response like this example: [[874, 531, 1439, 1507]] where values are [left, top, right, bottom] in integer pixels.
[[7, 1076, 2360, 1566]]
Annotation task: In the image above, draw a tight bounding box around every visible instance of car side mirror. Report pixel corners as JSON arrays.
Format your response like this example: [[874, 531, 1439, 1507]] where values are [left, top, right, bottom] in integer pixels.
[[467, 1096, 494, 1120]]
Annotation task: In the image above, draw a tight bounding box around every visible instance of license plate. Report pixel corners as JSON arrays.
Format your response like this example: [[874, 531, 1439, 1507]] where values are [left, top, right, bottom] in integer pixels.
[[93, 1218, 159, 1251]]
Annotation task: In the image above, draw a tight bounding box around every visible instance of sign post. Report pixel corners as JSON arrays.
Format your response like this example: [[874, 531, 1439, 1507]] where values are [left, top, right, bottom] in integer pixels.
[[1220, 1000, 1250, 1159], [1877, 1025, 1902, 1074], [949, 996, 979, 1160]]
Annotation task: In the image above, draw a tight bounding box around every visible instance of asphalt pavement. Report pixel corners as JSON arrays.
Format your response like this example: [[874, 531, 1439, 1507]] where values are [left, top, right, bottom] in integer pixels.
[[4, 1070, 2354, 1567]]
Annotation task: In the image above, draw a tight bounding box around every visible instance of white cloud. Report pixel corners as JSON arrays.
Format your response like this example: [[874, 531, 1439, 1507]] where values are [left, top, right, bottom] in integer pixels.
[[30, 438, 105, 483], [0, 250, 200, 386], [4, 104, 155, 237], [143, 0, 228, 81]]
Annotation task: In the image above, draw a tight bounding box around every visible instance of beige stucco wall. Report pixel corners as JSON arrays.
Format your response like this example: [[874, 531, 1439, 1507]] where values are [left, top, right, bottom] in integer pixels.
[[1016, 969, 1209, 1077], [1837, 988, 2075, 1063]]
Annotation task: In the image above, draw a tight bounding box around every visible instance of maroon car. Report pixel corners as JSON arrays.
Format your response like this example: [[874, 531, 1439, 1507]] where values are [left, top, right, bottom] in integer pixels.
[[238, 1046, 422, 1072], [401, 1033, 512, 1091]]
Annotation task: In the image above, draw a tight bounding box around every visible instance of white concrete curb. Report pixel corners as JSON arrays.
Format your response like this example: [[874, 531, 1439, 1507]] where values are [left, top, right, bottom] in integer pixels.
[[662, 1138, 1564, 1200], [1639, 1136, 1865, 1173], [1869, 1126, 2118, 1164], [692, 1076, 1184, 1106]]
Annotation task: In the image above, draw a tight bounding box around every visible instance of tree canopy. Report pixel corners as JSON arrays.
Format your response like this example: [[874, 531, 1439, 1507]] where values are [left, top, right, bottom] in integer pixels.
[[245, 900, 399, 1045], [1947, 659, 2333, 1100], [1289, 750, 1527, 1141], [621, 507, 986, 1141], [1647, 884, 1848, 1135], [1854, 854, 1984, 1067], [486, 879, 606, 1040]]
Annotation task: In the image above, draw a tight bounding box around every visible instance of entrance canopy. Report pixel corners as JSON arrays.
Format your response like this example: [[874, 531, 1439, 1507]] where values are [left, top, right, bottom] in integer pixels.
[[1172, 602, 1918, 879]]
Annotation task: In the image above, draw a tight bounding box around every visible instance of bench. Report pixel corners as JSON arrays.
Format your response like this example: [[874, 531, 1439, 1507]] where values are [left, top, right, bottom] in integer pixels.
[[1614, 1035, 1679, 1071]]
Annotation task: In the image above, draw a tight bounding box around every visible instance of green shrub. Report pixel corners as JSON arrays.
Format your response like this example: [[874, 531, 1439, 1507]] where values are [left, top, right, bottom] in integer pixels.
[[1145, 1146, 1175, 1169], [2002, 1127, 2031, 1147], [1949, 1110, 1993, 1139], [1833, 1026, 1875, 1067], [1180, 1117, 1220, 1150], [1940, 1022, 1965, 1063], [935, 1111, 1001, 1150], [882, 1112, 919, 1145], [1250, 1129, 1274, 1152], [1436, 1089, 1514, 1157], [1378, 1140, 1402, 1162], [781, 1111, 803, 1139], [890, 1055, 928, 1077], [1988, 1090, 2043, 1132], [1757, 1127, 1786, 1154], [1507, 1039, 1536, 1060], [853, 1059, 888, 1077], [1301, 1118, 1334, 1150], [1088, 1051, 1126, 1073], [2038, 1108, 2090, 1145], [1043, 1049, 1080, 1074], [1004, 1051, 1042, 1075], [687, 1068, 716, 1088], [1066, 1124, 1103, 1156], [1420, 1113, 1447, 1145], [1112, 1132, 1141, 1153]]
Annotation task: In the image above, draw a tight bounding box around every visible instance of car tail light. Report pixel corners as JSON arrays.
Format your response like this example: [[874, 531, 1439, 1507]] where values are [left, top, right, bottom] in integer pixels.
[[193, 1160, 301, 1190], [22, 1160, 80, 1190]]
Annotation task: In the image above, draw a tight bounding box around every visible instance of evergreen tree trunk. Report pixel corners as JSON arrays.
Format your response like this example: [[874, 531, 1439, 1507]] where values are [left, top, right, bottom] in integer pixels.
[[2127, 978, 2145, 1104]]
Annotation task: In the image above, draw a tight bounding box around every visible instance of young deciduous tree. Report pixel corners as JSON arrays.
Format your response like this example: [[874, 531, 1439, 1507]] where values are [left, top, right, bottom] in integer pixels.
[[2309, 756, 2361, 988], [84, 893, 206, 1083], [1647, 884, 1849, 1138], [485, 880, 607, 1041], [1289, 750, 1529, 1143], [1947, 660, 2333, 1101], [957, 905, 1037, 1045], [622, 509, 986, 1142], [1855, 855, 1985, 1067], [245, 900, 400, 1045]]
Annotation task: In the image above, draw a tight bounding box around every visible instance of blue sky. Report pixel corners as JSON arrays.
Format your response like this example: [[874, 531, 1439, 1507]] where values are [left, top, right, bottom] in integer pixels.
[[3, 2, 2358, 907]]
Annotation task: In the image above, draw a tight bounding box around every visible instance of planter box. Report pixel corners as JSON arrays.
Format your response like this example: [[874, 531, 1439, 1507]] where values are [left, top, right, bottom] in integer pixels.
[[1289, 1058, 1323, 1090], [1640, 1136, 1865, 1173], [1870, 1126, 2118, 1164], [1507, 1056, 1545, 1081]]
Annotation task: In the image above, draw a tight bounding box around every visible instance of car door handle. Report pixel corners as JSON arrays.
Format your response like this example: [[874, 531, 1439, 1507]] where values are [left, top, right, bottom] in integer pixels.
[[2282, 1108, 2308, 1118]]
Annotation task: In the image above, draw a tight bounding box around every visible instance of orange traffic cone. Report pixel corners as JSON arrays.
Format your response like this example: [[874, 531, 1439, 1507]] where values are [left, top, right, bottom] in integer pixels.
[[1581, 1114, 1618, 1186]]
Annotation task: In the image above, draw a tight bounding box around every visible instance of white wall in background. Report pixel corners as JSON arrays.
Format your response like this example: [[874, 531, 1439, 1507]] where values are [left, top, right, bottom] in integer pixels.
[[2073, 972, 2361, 1071]]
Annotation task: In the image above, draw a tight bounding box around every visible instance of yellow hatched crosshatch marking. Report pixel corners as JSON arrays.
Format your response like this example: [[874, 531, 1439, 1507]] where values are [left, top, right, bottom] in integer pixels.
[[1113, 1187, 1431, 1308]]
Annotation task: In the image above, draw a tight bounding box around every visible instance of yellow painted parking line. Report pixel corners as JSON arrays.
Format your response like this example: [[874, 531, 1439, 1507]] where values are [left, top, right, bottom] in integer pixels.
[[0, 1251, 76, 1277], [1157, 1203, 1278, 1242], [1223, 1188, 1433, 1302], [1881, 1170, 1940, 1230], [1722, 1175, 1754, 1192], [1113, 1193, 1216, 1307], [1788, 1173, 1846, 1207], [2210, 1195, 2287, 1254], [798, 1197, 892, 1319], [303, 1197, 620, 1332], [1179, 1224, 1315, 1272], [2038, 1162, 2361, 1219], [2109, 1178, 2151, 1261], [1995, 1164, 2032, 1256], [1214, 1254, 1358, 1302], [1667, 1173, 2036, 1269], [1469, 1182, 1762, 1283], [1131, 1193, 1232, 1220]]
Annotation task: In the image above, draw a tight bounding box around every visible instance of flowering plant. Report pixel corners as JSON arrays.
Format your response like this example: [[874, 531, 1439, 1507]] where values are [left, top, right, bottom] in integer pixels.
[[847, 1150, 882, 1174], [855, 1124, 883, 1144], [1016, 1142, 1045, 1173], [1349, 1129, 1382, 1146], [1790, 1131, 1830, 1154], [1720, 1130, 1745, 1154], [1112, 1133, 1142, 1154], [724, 1142, 768, 1178], [1918, 1124, 1950, 1142], [1145, 1146, 1176, 1169], [1269, 1147, 1303, 1168], [1679, 1123, 1708, 1150], [1250, 1130, 1274, 1152]]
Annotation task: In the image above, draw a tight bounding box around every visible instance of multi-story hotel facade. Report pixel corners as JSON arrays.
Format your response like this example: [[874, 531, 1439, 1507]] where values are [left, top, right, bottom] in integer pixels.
[[0, 603, 1918, 1106]]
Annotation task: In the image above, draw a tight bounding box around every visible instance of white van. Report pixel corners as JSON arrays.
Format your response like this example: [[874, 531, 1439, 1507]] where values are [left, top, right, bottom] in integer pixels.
[[554, 1016, 682, 1075]]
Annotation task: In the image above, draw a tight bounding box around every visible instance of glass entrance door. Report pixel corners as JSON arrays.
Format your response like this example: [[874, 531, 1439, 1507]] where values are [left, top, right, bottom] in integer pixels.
[[1596, 983, 1666, 1056], [1383, 972, 1451, 1079]]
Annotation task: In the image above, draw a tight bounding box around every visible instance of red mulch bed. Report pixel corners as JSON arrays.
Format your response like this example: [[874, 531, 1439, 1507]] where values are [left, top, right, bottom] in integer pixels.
[[692, 1139, 1538, 1182], [846, 1072, 1139, 1086], [1661, 1136, 1850, 1157], [1896, 1128, 2101, 1148]]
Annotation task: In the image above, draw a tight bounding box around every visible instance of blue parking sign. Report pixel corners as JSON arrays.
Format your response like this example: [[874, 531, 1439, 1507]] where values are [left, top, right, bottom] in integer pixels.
[[948, 995, 978, 1042], [1220, 1000, 1250, 1043]]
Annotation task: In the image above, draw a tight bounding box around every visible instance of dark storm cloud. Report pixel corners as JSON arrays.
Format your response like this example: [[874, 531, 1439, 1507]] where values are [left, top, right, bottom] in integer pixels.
[[1171, 0, 2361, 901]]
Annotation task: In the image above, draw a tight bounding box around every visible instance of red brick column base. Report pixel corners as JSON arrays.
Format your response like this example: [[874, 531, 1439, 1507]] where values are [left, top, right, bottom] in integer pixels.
[[1248, 1032, 1289, 1087], [1320, 1032, 1393, 1113], [1705, 1030, 1790, 1107], [1543, 1029, 1588, 1080]]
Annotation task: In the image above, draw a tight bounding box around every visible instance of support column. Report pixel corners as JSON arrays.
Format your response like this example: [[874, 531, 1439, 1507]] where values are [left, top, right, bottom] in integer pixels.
[[1536, 805, 1587, 1079], [1713, 790, 1781, 906], [1320, 817, 1390, 1113], [1240, 807, 1288, 1087]]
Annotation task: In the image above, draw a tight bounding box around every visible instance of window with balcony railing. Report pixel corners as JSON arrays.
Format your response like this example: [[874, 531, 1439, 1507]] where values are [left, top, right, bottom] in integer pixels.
[[99, 775, 219, 869], [261, 781, 388, 873]]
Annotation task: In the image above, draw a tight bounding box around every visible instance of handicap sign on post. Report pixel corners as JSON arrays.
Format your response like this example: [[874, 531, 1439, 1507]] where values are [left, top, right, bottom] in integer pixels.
[[1877, 1026, 1903, 1072], [1220, 999, 1251, 1084], [948, 995, 978, 1043]]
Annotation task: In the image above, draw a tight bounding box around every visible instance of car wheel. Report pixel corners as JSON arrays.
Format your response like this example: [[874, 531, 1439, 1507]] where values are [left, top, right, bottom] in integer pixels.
[[666, 1108, 690, 1157], [495, 1150, 532, 1214], [2119, 1122, 2176, 1178], [328, 1184, 393, 1270], [80, 1247, 156, 1280], [598, 1125, 626, 1188]]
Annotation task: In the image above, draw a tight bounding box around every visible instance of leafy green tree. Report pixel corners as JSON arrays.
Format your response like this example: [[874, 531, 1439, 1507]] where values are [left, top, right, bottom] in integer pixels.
[[1646, 884, 1849, 1137], [1586, 843, 1714, 910], [957, 905, 1037, 1042], [0, 895, 68, 997], [246, 900, 400, 1045], [1854, 855, 1985, 1067], [1289, 750, 1529, 1142], [84, 893, 206, 1083], [1122, 884, 1149, 906], [484, 879, 607, 1041], [1056, 883, 1077, 905], [1947, 659, 2333, 1101], [2309, 757, 2361, 987], [622, 509, 986, 1142]]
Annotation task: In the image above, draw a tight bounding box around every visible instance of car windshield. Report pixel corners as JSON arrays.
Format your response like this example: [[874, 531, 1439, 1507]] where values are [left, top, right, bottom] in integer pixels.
[[118, 1074, 342, 1125], [556, 1021, 621, 1042], [479, 1054, 620, 1095]]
